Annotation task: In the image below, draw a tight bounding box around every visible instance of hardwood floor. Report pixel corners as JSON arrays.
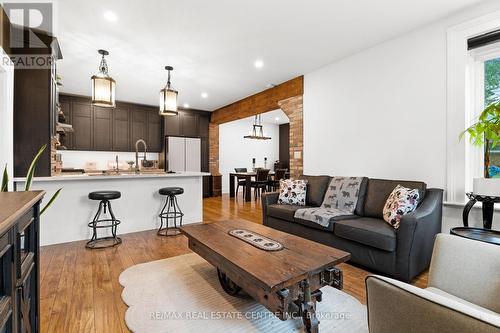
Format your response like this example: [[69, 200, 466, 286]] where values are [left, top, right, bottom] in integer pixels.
[[40, 194, 428, 333]]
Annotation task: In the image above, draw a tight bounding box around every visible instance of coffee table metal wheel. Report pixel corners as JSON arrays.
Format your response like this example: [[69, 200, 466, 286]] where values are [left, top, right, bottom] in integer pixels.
[[217, 268, 242, 296]]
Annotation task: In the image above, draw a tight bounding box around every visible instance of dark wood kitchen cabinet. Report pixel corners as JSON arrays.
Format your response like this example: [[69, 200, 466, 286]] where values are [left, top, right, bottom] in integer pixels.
[[112, 106, 130, 151], [163, 109, 210, 139], [93, 106, 112, 151], [0, 191, 45, 333], [71, 102, 93, 150], [12, 27, 62, 177], [164, 114, 181, 136], [59, 94, 164, 152], [130, 108, 147, 150], [147, 109, 162, 152], [181, 112, 198, 137]]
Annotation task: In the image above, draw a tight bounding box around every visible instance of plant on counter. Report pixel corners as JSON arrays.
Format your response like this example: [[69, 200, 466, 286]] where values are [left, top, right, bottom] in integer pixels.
[[460, 101, 500, 178], [1, 144, 61, 215]]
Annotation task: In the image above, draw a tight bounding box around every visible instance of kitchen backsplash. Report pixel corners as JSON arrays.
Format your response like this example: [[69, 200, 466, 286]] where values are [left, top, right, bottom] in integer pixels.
[[57, 150, 160, 170]]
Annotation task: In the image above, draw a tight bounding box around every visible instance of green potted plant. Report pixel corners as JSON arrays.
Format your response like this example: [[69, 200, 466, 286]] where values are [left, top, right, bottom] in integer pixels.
[[2, 145, 61, 214], [461, 101, 500, 196]]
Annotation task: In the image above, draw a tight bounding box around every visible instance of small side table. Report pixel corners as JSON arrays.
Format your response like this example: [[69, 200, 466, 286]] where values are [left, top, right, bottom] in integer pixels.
[[451, 227, 500, 246], [462, 192, 500, 229]]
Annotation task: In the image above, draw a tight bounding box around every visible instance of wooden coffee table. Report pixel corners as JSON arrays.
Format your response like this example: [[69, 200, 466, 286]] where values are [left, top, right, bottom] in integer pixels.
[[181, 219, 351, 333]]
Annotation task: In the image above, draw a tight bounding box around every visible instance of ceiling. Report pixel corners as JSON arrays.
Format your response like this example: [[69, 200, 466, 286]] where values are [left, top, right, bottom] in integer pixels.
[[54, 0, 485, 110], [243, 110, 289, 126]]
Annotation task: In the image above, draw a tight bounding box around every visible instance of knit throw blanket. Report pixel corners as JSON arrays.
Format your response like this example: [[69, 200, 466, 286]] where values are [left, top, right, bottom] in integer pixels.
[[294, 177, 364, 228]]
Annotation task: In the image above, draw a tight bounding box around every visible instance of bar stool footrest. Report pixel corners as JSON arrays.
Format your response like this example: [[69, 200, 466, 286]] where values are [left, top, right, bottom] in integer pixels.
[[88, 219, 121, 229], [157, 228, 182, 236], [86, 236, 122, 249]]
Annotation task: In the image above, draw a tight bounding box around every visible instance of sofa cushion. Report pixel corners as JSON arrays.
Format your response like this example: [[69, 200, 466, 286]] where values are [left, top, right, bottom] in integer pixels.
[[334, 217, 397, 251], [299, 175, 332, 206], [295, 215, 360, 232], [267, 204, 312, 221], [278, 179, 308, 206], [354, 177, 369, 216], [383, 185, 420, 229], [363, 179, 427, 219]]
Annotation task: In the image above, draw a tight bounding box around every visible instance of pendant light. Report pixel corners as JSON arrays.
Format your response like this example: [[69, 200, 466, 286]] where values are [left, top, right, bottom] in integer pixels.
[[244, 115, 271, 140], [159, 66, 178, 116], [91, 49, 116, 108]]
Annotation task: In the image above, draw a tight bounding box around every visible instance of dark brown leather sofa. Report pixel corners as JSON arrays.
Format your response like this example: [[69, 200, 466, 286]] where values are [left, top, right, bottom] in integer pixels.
[[262, 176, 444, 282]]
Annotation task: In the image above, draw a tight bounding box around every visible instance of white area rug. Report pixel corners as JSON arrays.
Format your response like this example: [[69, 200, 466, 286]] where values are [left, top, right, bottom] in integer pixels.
[[119, 253, 368, 333]]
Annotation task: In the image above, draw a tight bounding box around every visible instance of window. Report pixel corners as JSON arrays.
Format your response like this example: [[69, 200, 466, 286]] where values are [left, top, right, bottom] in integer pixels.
[[484, 58, 500, 178]]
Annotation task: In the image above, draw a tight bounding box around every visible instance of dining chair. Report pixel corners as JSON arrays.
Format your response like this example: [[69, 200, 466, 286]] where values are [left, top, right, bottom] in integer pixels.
[[251, 169, 270, 200], [268, 168, 287, 191], [234, 168, 247, 198]]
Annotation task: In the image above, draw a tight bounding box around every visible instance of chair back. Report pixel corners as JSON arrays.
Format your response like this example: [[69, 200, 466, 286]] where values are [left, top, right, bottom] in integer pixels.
[[428, 233, 500, 313], [256, 169, 270, 182], [275, 169, 287, 181], [234, 168, 247, 173]]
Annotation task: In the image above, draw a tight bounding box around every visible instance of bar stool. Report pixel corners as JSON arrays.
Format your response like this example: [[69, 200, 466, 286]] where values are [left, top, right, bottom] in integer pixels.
[[86, 190, 122, 249], [158, 187, 184, 236]]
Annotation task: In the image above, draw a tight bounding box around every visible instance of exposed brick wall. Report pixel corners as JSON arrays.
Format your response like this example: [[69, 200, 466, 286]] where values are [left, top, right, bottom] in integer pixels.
[[278, 96, 303, 179], [208, 76, 304, 181], [208, 122, 220, 175]]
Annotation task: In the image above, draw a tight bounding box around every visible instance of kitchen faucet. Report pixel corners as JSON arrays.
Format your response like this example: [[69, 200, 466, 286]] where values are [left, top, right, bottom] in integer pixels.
[[115, 155, 119, 173], [135, 139, 148, 173]]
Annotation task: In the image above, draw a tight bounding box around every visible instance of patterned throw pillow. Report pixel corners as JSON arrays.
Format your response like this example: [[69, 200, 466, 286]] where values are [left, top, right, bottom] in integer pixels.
[[383, 185, 420, 229], [278, 179, 308, 206]]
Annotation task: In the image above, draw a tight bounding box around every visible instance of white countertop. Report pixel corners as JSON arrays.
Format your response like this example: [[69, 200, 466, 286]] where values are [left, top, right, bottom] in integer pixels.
[[14, 171, 211, 182]]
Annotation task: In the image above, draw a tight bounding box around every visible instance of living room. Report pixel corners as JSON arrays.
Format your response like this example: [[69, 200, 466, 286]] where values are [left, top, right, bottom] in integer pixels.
[[0, 0, 499, 332]]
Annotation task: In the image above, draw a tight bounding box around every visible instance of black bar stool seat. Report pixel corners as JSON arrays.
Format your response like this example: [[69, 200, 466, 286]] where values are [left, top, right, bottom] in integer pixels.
[[159, 187, 184, 196], [88, 190, 121, 200], [158, 187, 184, 236], [86, 190, 122, 249]]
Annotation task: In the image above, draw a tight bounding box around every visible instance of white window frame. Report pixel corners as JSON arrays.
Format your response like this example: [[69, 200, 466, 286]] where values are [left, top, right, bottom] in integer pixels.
[[467, 45, 500, 187], [446, 11, 500, 204]]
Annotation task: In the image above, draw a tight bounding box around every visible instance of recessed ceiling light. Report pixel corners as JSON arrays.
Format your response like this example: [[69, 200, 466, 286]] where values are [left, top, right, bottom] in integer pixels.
[[254, 59, 264, 69], [183, 103, 190, 108], [103, 11, 118, 22], [275, 117, 280, 121], [201, 92, 208, 98]]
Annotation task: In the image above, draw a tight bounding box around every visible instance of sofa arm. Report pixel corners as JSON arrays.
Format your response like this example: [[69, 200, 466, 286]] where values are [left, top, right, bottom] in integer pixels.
[[395, 188, 443, 282], [366, 275, 500, 333], [261, 192, 279, 225]]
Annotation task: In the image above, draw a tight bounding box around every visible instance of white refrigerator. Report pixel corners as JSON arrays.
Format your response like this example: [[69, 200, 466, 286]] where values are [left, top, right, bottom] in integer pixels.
[[165, 136, 201, 172]]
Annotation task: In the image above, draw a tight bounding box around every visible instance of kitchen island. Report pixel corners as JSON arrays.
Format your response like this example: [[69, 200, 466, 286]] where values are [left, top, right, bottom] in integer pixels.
[[13, 171, 210, 246]]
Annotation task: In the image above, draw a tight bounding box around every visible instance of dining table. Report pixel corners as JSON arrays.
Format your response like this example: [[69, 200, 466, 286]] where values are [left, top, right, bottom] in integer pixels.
[[229, 171, 289, 202]]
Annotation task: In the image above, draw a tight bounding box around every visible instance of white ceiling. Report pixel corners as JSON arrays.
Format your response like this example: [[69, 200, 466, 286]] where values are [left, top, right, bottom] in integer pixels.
[[258, 110, 289, 125], [54, 0, 484, 110]]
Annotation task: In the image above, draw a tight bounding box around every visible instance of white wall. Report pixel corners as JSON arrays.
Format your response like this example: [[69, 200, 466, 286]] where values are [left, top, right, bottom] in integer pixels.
[[58, 150, 159, 170], [0, 47, 14, 190], [219, 117, 280, 193], [303, 0, 500, 229]]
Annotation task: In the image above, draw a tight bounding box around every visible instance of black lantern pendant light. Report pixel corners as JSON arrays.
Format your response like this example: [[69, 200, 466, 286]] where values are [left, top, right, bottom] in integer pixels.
[[91, 49, 116, 108], [159, 66, 178, 116]]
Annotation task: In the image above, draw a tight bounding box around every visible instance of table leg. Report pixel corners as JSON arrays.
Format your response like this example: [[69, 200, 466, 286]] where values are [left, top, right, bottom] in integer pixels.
[[245, 176, 251, 202], [462, 199, 476, 227], [217, 268, 241, 296], [229, 174, 235, 198], [482, 202, 494, 229], [299, 279, 319, 333]]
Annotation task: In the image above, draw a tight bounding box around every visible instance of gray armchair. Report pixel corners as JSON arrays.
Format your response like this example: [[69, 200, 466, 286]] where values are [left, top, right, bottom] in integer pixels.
[[365, 233, 500, 333]]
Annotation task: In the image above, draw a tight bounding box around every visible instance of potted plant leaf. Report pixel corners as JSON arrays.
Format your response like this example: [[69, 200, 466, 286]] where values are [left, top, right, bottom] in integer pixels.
[[1, 145, 61, 214], [461, 101, 500, 196]]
